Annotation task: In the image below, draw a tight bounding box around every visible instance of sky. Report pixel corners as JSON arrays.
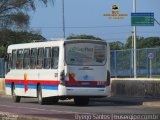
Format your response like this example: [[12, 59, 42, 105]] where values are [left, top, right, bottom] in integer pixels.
[[30, 0, 160, 43]]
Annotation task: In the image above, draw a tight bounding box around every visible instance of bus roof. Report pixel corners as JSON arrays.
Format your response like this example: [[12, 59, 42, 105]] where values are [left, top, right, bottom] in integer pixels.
[[7, 39, 107, 53]]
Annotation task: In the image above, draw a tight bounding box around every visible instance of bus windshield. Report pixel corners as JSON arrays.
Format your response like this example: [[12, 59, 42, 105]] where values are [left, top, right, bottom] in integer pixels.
[[65, 42, 107, 66]]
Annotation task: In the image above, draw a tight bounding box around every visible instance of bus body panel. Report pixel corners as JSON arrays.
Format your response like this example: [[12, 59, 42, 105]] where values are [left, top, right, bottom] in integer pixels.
[[66, 66, 106, 81], [59, 86, 110, 96], [5, 40, 64, 98], [58, 40, 110, 97], [5, 39, 110, 101], [5, 69, 59, 97]]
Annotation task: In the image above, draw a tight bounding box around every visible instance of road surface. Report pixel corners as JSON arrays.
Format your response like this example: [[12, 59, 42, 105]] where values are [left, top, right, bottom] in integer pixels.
[[0, 96, 159, 120]]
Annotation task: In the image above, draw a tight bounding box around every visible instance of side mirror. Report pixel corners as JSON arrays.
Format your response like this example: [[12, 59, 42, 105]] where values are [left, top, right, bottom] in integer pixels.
[[4, 54, 8, 62]]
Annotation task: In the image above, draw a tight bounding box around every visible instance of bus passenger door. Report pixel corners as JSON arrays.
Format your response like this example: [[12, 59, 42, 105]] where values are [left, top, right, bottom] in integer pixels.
[[51, 47, 59, 83]]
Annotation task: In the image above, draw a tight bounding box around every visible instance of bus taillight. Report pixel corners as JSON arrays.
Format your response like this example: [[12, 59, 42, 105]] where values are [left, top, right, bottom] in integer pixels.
[[107, 71, 110, 86]]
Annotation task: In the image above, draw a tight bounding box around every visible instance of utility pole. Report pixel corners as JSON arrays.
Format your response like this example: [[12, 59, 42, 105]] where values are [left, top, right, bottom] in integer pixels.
[[132, 31, 134, 77], [133, 0, 137, 78], [62, 0, 65, 38]]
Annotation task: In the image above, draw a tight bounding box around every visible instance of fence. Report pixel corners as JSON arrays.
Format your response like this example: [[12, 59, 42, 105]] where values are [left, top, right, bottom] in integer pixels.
[[0, 58, 5, 78], [0, 47, 160, 78], [111, 48, 160, 78]]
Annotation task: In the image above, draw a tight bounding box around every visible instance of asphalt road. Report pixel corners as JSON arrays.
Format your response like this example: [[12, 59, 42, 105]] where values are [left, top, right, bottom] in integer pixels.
[[0, 96, 160, 120]]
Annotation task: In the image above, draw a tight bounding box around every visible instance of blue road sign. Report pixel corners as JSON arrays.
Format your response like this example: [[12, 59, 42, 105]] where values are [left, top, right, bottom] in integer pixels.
[[131, 13, 154, 26]]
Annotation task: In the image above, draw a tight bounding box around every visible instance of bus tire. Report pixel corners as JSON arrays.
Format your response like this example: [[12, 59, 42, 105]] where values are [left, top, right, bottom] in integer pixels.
[[37, 85, 46, 105], [46, 97, 59, 105], [74, 97, 89, 106], [11, 84, 21, 103]]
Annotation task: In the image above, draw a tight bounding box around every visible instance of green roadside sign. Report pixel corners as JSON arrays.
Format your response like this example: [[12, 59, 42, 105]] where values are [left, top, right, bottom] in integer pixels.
[[131, 13, 154, 26]]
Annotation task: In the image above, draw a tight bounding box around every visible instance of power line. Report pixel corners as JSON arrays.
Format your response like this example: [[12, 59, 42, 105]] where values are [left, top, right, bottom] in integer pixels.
[[32, 28, 160, 35], [154, 18, 160, 26], [31, 25, 131, 29]]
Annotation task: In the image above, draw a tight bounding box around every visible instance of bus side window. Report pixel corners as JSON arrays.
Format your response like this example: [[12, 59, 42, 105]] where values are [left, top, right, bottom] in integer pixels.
[[11, 50, 16, 69], [44, 47, 51, 69], [30, 48, 37, 69], [51, 47, 59, 69], [16, 49, 23, 69], [37, 48, 44, 69], [23, 49, 30, 69]]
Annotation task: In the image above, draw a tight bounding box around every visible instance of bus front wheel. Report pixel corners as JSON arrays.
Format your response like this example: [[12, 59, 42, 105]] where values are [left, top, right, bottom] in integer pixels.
[[74, 97, 89, 106], [11, 84, 21, 103]]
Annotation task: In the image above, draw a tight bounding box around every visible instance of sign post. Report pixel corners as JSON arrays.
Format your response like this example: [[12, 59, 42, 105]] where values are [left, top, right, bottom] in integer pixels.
[[131, 10, 154, 78], [132, 0, 137, 78]]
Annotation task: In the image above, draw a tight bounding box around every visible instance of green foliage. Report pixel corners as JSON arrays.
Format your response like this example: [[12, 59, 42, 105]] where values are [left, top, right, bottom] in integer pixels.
[[124, 36, 132, 49], [138, 37, 160, 48], [0, 0, 52, 29], [0, 46, 6, 57], [109, 41, 124, 50], [67, 34, 102, 40], [0, 0, 52, 57], [125, 36, 160, 49], [0, 29, 46, 57]]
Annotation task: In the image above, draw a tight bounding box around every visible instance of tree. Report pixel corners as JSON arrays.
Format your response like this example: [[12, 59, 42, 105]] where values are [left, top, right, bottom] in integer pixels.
[[0, 29, 46, 57], [109, 41, 124, 50], [124, 36, 132, 49], [67, 34, 103, 40], [124, 36, 160, 49], [0, 29, 45, 47], [0, 0, 54, 57], [124, 36, 144, 49], [0, 0, 53, 29], [138, 37, 160, 48]]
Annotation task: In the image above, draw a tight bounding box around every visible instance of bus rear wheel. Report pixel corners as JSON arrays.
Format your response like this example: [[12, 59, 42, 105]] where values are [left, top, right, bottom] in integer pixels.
[[74, 97, 89, 106], [11, 84, 21, 103], [46, 97, 59, 105]]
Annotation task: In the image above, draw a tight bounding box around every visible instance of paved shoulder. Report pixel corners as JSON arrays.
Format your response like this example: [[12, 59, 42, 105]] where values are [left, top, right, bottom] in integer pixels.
[[91, 96, 160, 107]]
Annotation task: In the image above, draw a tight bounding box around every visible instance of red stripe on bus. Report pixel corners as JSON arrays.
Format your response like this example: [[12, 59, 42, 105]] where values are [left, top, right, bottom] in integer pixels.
[[65, 81, 106, 86], [65, 74, 106, 86], [5, 79, 60, 85]]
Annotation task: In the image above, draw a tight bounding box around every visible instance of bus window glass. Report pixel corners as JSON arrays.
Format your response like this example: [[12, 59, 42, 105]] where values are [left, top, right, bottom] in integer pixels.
[[66, 43, 106, 66], [37, 48, 44, 69], [16, 49, 23, 69], [51, 47, 59, 69], [30, 48, 37, 69], [11, 50, 16, 69], [23, 49, 30, 69], [44, 47, 51, 69]]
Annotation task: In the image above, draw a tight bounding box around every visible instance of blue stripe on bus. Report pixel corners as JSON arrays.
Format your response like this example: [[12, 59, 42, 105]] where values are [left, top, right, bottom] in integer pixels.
[[28, 84, 37, 89], [5, 83, 11, 88], [15, 84, 24, 88], [5, 83, 58, 90], [42, 85, 58, 90]]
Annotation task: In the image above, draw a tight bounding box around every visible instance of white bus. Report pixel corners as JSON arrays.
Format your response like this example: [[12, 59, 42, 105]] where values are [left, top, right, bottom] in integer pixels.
[[5, 39, 110, 105]]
